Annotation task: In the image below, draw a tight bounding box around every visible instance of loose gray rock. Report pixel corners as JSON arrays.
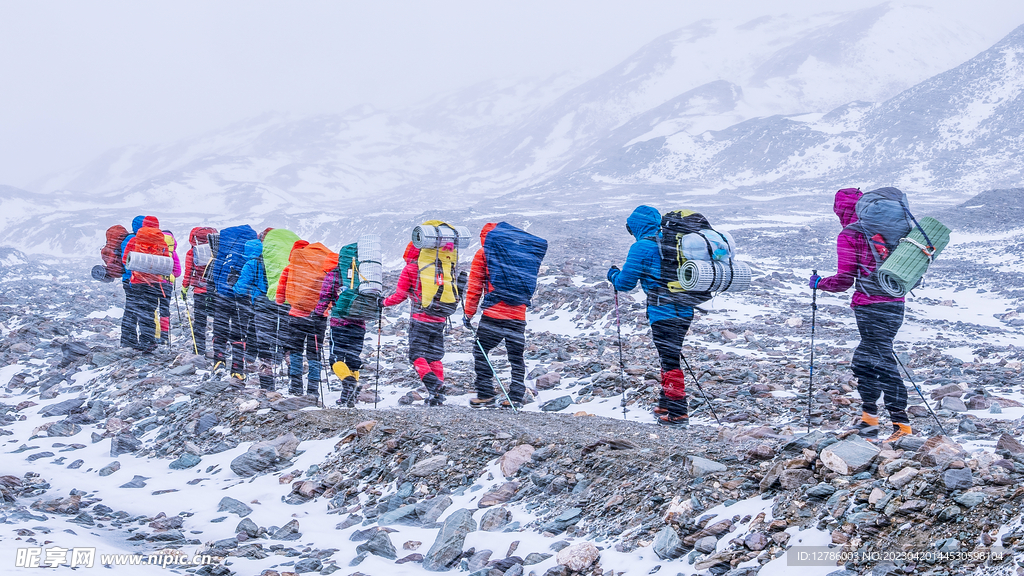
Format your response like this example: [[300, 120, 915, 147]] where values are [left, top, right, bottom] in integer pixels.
[[169, 453, 201, 470], [217, 497, 253, 517], [423, 508, 477, 571], [653, 526, 684, 559], [378, 505, 419, 527], [695, 535, 718, 554], [943, 468, 973, 491], [272, 519, 301, 540], [820, 436, 880, 475], [119, 475, 148, 488], [110, 433, 141, 457], [540, 396, 573, 412], [416, 496, 453, 525], [235, 518, 259, 538], [409, 455, 449, 477], [230, 445, 281, 477], [38, 398, 84, 417], [953, 492, 985, 509], [685, 455, 727, 476], [293, 558, 322, 573], [480, 507, 511, 532], [47, 421, 82, 437], [98, 461, 121, 476], [356, 530, 398, 560]]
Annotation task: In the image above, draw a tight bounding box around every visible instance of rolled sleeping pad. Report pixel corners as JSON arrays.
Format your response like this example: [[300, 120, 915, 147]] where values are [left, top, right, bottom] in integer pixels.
[[679, 260, 751, 293], [125, 252, 174, 276], [357, 234, 383, 295], [193, 242, 213, 267], [412, 224, 472, 250], [91, 264, 115, 283], [876, 217, 951, 297]]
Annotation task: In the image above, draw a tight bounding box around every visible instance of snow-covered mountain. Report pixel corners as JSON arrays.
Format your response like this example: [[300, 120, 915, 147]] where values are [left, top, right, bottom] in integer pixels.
[[1, 3, 1020, 257]]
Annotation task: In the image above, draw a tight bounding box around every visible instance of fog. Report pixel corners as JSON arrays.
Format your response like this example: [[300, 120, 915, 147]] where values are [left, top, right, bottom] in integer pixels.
[[1, 0, 1022, 188]]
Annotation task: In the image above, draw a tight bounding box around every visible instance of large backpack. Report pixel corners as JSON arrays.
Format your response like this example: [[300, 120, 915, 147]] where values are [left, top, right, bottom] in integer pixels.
[[284, 242, 338, 316], [126, 227, 172, 283], [262, 228, 301, 301], [482, 222, 548, 308], [844, 187, 922, 296], [212, 225, 257, 296], [100, 225, 129, 280], [412, 221, 471, 317], [331, 243, 362, 318], [647, 210, 720, 307]]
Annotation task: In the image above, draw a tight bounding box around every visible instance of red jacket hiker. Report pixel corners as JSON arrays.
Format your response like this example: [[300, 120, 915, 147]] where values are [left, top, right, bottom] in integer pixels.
[[464, 223, 527, 322], [383, 242, 446, 323]]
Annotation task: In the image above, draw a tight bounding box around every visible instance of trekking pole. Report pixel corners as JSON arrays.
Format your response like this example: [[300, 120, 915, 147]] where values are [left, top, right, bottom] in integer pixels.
[[613, 288, 627, 420], [680, 354, 722, 426], [894, 352, 947, 436], [475, 336, 518, 413], [375, 305, 382, 409], [807, 269, 818, 433], [314, 333, 325, 408], [181, 291, 199, 355]]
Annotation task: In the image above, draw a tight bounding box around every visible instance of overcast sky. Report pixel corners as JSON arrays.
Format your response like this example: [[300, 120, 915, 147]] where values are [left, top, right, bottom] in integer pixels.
[[1, 0, 1022, 188]]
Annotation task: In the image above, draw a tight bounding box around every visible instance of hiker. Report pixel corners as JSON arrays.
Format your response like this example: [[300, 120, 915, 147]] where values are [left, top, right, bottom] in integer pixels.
[[314, 248, 368, 407], [382, 242, 450, 406], [277, 240, 336, 397], [607, 205, 696, 427], [234, 238, 275, 390], [810, 188, 911, 443], [118, 216, 145, 350], [156, 230, 182, 346], [464, 222, 547, 409], [182, 227, 217, 356], [121, 216, 168, 353], [211, 225, 258, 377], [263, 228, 302, 367]]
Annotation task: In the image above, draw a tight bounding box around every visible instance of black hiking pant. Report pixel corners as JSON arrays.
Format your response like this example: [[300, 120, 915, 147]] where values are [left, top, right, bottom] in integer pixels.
[[234, 302, 254, 374], [212, 293, 243, 370], [329, 320, 367, 372], [651, 316, 694, 373], [853, 302, 908, 424], [408, 319, 445, 394], [287, 314, 326, 395], [251, 299, 277, 389], [123, 283, 160, 352], [157, 287, 171, 345], [191, 292, 214, 355], [120, 281, 139, 349], [472, 317, 526, 402]]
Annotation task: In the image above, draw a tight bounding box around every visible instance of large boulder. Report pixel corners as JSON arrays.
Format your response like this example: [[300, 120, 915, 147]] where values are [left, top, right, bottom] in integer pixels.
[[556, 542, 599, 572], [820, 436, 879, 475], [230, 433, 299, 477], [653, 526, 684, 560]]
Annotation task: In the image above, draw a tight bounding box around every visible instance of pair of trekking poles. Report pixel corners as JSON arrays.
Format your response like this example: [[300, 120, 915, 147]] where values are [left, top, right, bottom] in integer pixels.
[[612, 288, 722, 425], [806, 270, 946, 436]]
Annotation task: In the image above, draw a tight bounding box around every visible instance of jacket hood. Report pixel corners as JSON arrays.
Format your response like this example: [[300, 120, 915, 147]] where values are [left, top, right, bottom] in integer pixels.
[[244, 239, 263, 260], [131, 215, 146, 233], [479, 223, 498, 246], [402, 242, 420, 264], [259, 227, 273, 241], [626, 205, 661, 240], [834, 188, 862, 227], [141, 215, 160, 229], [288, 240, 310, 263], [162, 230, 177, 250]]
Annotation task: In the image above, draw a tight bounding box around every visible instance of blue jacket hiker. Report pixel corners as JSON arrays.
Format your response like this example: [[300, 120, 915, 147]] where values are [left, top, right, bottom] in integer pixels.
[[607, 205, 695, 428], [231, 238, 275, 389]]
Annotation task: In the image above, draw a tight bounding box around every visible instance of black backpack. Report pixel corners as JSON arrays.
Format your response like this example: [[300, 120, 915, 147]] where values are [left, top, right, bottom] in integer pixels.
[[646, 210, 716, 309], [845, 187, 932, 295]]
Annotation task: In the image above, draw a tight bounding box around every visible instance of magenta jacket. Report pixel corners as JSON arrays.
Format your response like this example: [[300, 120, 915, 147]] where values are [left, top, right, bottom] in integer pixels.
[[816, 188, 904, 308]]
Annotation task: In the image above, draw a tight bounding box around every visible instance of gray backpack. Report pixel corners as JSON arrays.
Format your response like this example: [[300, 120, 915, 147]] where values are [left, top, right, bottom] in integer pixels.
[[845, 187, 914, 296]]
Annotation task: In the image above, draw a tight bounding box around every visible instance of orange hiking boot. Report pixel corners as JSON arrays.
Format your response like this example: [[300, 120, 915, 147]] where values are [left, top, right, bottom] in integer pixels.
[[879, 423, 912, 444], [848, 411, 879, 439]]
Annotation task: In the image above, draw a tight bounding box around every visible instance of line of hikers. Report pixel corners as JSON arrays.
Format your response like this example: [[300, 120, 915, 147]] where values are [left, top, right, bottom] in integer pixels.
[[97, 187, 945, 441]]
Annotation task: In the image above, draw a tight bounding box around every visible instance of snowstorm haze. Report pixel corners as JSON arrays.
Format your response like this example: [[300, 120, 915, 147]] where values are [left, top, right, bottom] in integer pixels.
[[2, 0, 1023, 189]]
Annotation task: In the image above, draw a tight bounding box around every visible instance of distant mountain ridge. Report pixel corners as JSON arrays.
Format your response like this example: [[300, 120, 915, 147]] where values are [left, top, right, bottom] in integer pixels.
[[0, 3, 1020, 258]]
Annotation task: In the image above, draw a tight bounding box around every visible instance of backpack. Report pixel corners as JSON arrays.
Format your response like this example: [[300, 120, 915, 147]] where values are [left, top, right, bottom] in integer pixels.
[[212, 225, 257, 296], [126, 227, 173, 281], [412, 221, 470, 317], [189, 226, 217, 267], [284, 242, 338, 316], [331, 243, 362, 318], [100, 225, 129, 280], [482, 222, 548, 308], [844, 187, 926, 296], [262, 228, 301, 301], [649, 210, 724, 308]]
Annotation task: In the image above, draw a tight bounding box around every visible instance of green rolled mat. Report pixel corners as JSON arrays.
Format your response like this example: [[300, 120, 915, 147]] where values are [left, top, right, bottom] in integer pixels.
[[877, 216, 951, 296]]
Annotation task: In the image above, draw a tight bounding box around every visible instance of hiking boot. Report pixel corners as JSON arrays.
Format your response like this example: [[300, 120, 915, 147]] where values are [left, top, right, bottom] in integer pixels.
[[425, 393, 446, 407], [500, 399, 523, 410], [848, 411, 879, 439], [877, 423, 912, 444], [658, 414, 689, 427], [231, 373, 245, 381], [212, 360, 225, 372], [470, 397, 497, 409], [653, 407, 668, 416]]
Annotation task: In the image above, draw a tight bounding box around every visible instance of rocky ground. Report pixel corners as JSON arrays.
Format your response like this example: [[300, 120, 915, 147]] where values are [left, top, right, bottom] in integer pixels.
[[2, 207, 1024, 576]]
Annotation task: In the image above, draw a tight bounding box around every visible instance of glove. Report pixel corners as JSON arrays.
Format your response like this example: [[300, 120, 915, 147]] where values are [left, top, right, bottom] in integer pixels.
[[463, 315, 474, 331], [809, 274, 822, 290], [180, 287, 188, 301], [607, 265, 620, 283]]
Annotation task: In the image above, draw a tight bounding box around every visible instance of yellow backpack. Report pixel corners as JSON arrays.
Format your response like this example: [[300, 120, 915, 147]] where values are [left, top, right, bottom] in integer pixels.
[[413, 220, 470, 317]]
